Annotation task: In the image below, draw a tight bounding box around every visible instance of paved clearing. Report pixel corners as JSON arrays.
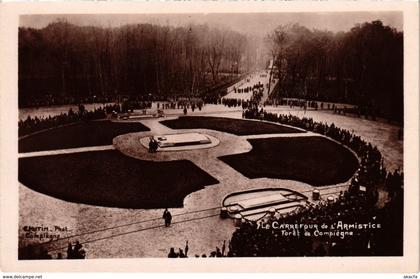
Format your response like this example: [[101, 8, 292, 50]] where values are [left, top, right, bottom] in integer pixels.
[[18, 105, 403, 258]]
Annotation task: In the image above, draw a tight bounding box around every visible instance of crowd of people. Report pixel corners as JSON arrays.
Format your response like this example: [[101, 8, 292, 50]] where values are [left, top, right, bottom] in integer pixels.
[[18, 93, 215, 137], [268, 97, 351, 112], [19, 240, 86, 260], [168, 241, 189, 258], [18, 104, 120, 137], [221, 98, 250, 108], [19, 95, 115, 108], [244, 108, 403, 195], [229, 108, 404, 256], [221, 82, 265, 109], [168, 241, 228, 258], [156, 100, 203, 111], [229, 186, 402, 256], [264, 97, 384, 122], [233, 82, 265, 94], [121, 100, 152, 112]]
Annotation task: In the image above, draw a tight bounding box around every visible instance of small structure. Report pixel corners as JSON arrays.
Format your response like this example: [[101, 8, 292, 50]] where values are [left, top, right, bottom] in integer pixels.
[[139, 132, 219, 152], [119, 109, 165, 120], [222, 188, 308, 221], [154, 133, 211, 148]]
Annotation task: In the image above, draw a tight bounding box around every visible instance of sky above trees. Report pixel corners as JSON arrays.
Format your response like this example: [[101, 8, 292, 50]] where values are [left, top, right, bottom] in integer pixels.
[[20, 12, 402, 35]]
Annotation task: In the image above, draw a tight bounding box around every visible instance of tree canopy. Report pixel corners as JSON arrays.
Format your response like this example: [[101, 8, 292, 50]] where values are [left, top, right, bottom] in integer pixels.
[[19, 20, 254, 106], [267, 21, 403, 121], [19, 19, 403, 121]]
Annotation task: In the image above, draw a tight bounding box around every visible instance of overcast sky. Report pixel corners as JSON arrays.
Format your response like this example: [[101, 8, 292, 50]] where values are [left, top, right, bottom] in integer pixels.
[[20, 12, 403, 35]]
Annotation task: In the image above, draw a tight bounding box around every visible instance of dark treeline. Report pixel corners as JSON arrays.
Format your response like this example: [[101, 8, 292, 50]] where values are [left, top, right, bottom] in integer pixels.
[[19, 20, 254, 107], [267, 21, 403, 121]]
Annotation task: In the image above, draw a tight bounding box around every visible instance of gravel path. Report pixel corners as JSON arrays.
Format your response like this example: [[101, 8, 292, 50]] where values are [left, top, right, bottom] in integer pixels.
[[18, 145, 115, 158]]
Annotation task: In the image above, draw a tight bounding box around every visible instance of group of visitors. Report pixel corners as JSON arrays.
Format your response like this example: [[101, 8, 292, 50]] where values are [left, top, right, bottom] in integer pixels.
[[228, 187, 402, 256], [121, 100, 152, 113], [156, 101, 203, 111], [67, 241, 86, 259], [159, 97, 204, 109], [266, 97, 385, 121], [222, 85, 264, 109], [221, 98, 249, 108], [168, 241, 189, 258], [232, 108, 404, 256], [20, 95, 114, 108], [168, 241, 228, 258], [245, 108, 398, 193], [271, 98, 316, 109], [19, 239, 86, 260], [265, 98, 357, 113], [18, 105, 117, 136], [233, 82, 264, 94]]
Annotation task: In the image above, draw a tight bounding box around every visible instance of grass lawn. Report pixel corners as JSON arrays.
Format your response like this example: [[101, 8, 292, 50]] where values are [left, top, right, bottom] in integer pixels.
[[219, 137, 359, 186], [19, 120, 150, 153], [160, 116, 304, 135], [19, 150, 219, 209]]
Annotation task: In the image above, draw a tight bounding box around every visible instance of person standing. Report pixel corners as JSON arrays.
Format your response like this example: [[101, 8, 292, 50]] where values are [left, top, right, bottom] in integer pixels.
[[168, 247, 178, 258], [148, 137, 154, 153], [178, 248, 186, 258], [67, 242, 74, 259], [151, 138, 158, 153], [185, 240, 189, 257]]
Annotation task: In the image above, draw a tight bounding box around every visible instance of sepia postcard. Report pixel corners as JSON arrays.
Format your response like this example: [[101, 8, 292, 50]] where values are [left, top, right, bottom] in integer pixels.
[[0, 1, 418, 273]]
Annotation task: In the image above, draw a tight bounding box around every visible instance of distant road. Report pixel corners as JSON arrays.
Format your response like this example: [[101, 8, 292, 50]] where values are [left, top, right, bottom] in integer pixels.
[[223, 70, 278, 104]]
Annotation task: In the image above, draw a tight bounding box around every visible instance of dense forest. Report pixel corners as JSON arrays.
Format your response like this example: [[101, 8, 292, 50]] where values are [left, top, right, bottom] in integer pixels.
[[19, 20, 257, 107], [19, 19, 403, 121], [267, 20, 403, 121]]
